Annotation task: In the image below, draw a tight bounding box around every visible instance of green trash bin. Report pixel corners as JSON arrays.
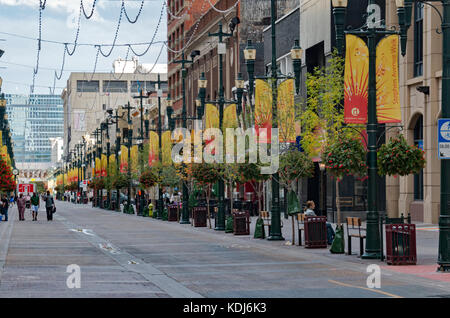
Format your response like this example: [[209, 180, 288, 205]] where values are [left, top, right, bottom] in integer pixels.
[[254, 218, 265, 239]]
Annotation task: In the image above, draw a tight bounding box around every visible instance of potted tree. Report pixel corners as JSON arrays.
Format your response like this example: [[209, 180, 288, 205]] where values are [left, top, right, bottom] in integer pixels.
[[191, 163, 221, 228], [279, 149, 315, 244], [322, 135, 367, 253]]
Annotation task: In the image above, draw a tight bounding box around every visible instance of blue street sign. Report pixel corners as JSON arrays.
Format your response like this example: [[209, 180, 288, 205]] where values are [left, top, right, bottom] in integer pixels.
[[438, 119, 450, 159]]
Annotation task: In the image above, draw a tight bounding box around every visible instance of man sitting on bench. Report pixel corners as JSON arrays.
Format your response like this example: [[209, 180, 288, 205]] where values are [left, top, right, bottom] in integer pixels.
[[304, 200, 335, 245]]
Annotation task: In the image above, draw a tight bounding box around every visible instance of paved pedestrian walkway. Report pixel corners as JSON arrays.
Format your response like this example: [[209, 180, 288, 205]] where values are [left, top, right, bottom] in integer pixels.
[[0, 201, 449, 298]]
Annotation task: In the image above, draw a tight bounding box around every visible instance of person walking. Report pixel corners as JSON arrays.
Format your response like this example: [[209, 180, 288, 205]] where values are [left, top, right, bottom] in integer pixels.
[[30, 192, 40, 221], [1, 195, 9, 221], [17, 193, 26, 221], [43, 191, 55, 221], [304, 200, 335, 245]]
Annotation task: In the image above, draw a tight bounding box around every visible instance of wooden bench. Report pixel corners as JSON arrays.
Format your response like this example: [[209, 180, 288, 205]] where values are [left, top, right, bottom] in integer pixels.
[[296, 213, 305, 246], [346, 217, 366, 257]]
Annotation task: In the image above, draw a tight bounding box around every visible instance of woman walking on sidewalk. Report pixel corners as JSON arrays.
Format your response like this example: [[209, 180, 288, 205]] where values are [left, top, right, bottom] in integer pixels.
[[43, 191, 55, 221], [30, 192, 40, 221], [17, 193, 26, 221]]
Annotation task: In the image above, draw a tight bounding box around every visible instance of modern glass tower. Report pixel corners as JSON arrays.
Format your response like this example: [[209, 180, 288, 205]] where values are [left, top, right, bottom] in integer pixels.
[[5, 94, 64, 164]]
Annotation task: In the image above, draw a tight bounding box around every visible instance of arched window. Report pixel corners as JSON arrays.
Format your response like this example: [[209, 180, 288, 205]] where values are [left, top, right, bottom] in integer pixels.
[[414, 115, 423, 200]]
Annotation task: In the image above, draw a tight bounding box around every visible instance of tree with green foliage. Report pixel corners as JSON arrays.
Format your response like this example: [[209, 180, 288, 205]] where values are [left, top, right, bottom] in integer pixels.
[[279, 149, 315, 244]]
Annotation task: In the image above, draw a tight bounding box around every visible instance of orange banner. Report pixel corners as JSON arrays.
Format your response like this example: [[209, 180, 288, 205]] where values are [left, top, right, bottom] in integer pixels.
[[376, 35, 401, 123], [101, 154, 107, 177], [344, 34, 369, 124]]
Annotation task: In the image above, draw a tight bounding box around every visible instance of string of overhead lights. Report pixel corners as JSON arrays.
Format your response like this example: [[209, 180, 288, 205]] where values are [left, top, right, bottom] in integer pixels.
[[81, 0, 97, 19], [206, 0, 240, 14], [123, 0, 146, 24], [22, 0, 241, 95]]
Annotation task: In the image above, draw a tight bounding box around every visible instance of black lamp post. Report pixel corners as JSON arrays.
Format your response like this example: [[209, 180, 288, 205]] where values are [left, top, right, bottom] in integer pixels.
[[197, 67, 244, 230], [122, 102, 135, 214], [148, 74, 170, 220], [395, 0, 450, 271], [173, 50, 200, 224], [332, 0, 399, 259], [107, 106, 125, 212], [243, 0, 303, 241], [133, 88, 149, 216]]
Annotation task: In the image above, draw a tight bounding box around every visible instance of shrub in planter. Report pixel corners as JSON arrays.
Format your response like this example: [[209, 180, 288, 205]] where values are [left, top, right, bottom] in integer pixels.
[[378, 135, 426, 177]]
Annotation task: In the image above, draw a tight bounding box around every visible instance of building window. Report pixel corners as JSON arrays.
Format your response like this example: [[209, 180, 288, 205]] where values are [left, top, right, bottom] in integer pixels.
[[414, 115, 424, 200], [130, 81, 156, 93], [414, 2, 423, 77], [103, 81, 128, 93], [77, 80, 99, 92]]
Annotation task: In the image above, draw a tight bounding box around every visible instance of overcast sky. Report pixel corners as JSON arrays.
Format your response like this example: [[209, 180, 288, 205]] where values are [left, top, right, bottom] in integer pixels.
[[0, 0, 167, 96]]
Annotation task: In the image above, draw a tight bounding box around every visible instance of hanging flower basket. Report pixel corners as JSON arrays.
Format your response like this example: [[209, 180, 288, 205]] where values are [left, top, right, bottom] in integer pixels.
[[112, 174, 131, 189], [139, 168, 160, 188], [377, 135, 426, 177], [322, 137, 367, 179]]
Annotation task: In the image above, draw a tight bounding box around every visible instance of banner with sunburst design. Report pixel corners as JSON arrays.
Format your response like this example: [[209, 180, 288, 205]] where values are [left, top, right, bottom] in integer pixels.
[[376, 35, 401, 123], [344, 34, 369, 124]]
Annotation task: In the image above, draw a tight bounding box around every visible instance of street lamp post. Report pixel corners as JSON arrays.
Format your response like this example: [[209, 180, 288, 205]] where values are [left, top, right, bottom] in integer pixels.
[[197, 69, 244, 231], [133, 88, 149, 216], [123, 102, 134, 214], [92, 128, 102, 208], [148, 74, 169, 219], [243, 0, 302, 241], [332, 0, 399, 259], [205, 22, 236, 231], [107, 107, 124, 212], [173, 50, 200, 224], [395, 0, 450, 271]]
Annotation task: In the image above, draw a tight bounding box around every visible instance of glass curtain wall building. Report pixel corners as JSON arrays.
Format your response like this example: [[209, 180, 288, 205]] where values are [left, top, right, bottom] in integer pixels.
[[5, 94, 64, 164]]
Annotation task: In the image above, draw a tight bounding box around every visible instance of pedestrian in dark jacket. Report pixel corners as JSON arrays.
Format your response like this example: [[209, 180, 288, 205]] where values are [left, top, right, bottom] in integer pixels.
[[1, 195, 9, 221], [43, 191, 55, 221], [17, 194, 26, 221]]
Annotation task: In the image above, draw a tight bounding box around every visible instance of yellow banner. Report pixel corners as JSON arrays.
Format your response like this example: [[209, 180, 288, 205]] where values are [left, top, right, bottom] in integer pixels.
[[255, 79, 272, 143], [120, 145, 128, 173], [162, 131, 172, 165], [205, 104, 219, 129], [376, 34, 401, 123], [109, 154, 116, 176], [149, 131, 159, 166], [222, 104, 238, 130], [131, 145, 138, 173], [277, 79, 296, 143]]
